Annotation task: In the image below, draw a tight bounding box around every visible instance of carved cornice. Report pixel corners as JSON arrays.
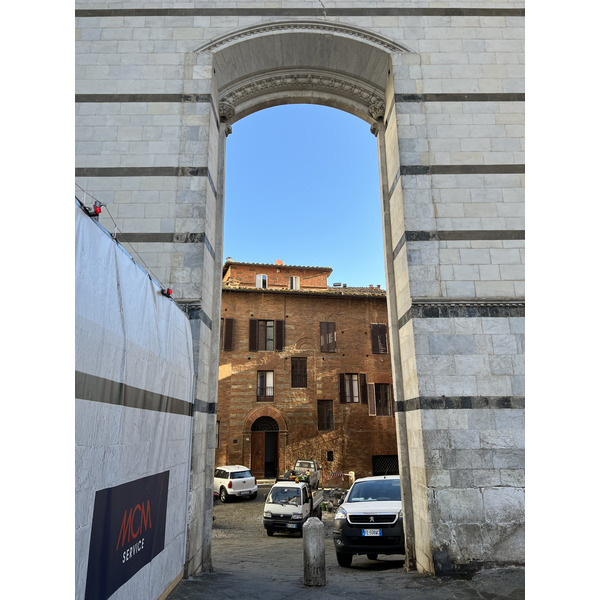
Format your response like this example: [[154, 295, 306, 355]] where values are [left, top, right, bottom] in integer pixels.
[[218, 101, 235, 122], [197, 20, 411, 54], [398, 298, 525, 328], [220, 69, 384, 111], [369, 101, 385, 121], [369, 101, 385, 136]]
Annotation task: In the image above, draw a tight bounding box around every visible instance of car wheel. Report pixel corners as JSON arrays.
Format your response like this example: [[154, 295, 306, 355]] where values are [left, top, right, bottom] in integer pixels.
[[219, 487, 228, 503], [249, 491, 257, 500], [336, 552, 352, 568], [367, 553, 378, 561], [266, 529, 274, 537]]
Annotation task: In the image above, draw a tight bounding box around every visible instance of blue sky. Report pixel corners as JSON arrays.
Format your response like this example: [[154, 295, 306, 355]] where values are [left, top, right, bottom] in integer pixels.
[[223, 104, 387, 289]]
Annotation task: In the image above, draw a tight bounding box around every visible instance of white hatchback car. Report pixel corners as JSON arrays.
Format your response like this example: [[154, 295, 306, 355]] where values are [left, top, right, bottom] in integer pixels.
[[214, 465, 258, 502]]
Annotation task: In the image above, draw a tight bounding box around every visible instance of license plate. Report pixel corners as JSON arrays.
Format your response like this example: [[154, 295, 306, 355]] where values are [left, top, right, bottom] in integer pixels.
[[362, 529, 381, 537], [240, 491, 250, 495], [286, 523, 297, 529]]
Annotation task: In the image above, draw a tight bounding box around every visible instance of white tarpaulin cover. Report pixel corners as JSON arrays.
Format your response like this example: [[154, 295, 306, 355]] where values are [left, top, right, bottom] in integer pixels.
[[75, 200, 195, 600]]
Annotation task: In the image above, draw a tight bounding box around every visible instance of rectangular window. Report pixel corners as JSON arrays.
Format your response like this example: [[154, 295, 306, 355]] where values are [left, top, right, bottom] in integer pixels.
[[318, 400, 334, 431], [376, 383, 392, 416], [371, 323, 388, 354], [320, 322, 336, 352], [291, 357, 307, 388], [372, 455, 399, 476], [339, 373, 367, 403], [258, 319, 274, 350], [256, 274, 268, 289], [289, 276, 300, 290], [257, 371, 274, 401], [345, 374, 359, 403], [220, 318, 234, 351], [368, 383, 392, 416], [249, 319, 285, 351]]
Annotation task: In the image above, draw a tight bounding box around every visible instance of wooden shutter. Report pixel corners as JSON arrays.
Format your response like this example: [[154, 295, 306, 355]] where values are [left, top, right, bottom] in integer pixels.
[[326, 400, 333, 430], [360, 373, 368, 403], [291, 357, 307, 387], [381, 324, 388, 353], [223, 318, 234, 351], [339, 374, 346, 403], [371, 324, 388, 354], [275, 320, 285, 351], [318, 400, 333, 431], [371, 324, 378, 353], [320, 322, 336, 352], [320, 322, 327, 352], [367, 383, 376, 416], [249, 319, 258, 351], [328, 322, 336, 351]]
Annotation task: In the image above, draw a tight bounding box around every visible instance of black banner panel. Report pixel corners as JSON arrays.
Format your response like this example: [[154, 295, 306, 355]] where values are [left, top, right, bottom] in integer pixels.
[[85, 471, 170, 600]]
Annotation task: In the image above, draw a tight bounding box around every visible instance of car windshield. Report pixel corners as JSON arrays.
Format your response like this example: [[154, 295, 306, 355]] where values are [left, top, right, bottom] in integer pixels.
[[346, 479, 401, 502], [267, 487, 301, 505], [296, 461, 313, 469], [231, 470, 252, 479]]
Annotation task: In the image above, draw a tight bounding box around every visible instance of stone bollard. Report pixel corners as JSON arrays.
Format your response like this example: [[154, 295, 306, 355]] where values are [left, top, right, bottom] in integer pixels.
[[303, 517, 326, 586]]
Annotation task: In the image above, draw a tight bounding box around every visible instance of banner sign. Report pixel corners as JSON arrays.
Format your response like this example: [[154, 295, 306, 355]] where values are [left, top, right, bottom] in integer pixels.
[[85, 471, 170, 600]]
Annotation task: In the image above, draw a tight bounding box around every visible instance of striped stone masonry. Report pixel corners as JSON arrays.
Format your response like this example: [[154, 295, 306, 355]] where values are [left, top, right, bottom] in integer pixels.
[[76, 0, 525, 583]]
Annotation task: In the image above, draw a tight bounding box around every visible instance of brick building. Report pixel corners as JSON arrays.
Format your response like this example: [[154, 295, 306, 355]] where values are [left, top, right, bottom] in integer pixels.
[[216, 260, 398, 484]]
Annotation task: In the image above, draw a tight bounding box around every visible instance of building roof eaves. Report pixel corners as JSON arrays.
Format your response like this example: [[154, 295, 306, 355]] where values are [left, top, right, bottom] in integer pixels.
[[223, 260, 333, 272], [222, 285, 386, 298]]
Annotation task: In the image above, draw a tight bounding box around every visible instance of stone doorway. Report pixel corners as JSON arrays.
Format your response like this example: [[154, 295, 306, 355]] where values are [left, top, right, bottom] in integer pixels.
[[250, 416, 279, 479], [196, 19, 416, 568]]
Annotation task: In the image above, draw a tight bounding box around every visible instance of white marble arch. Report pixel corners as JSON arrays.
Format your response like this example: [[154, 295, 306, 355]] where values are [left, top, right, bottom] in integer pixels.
[[196, 19, 412, 123]]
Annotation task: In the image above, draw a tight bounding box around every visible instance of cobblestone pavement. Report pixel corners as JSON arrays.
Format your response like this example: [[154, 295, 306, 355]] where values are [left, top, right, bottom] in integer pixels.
[[167, 485, 525, 600]]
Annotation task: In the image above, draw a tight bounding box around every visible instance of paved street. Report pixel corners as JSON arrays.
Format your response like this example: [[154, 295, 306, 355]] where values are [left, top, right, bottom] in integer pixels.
[[167, 485, 524, 600]]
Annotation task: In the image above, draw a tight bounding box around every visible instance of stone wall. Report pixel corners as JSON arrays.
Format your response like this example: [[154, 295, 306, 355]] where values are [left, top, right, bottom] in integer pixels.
[[76, 0, 525, 578]]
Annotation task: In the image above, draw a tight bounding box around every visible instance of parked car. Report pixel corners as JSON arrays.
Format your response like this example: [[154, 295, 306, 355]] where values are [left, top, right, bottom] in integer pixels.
[[333, 475, 405, 567], [213, 465, 258, 502], [263, 480, 324, 536]]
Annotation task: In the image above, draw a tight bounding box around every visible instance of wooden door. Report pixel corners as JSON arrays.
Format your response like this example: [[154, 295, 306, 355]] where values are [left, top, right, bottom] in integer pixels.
[[264, 432, 279, 478], [251, 431, 265, 478]]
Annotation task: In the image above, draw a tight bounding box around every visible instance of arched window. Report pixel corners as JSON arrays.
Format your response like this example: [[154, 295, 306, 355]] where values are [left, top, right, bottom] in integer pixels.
[[251, 416, 279, 432]]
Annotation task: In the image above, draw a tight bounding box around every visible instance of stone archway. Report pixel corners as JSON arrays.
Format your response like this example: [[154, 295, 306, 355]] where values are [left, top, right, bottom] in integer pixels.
[[190, 20, 418, 569], [76, 6, 525, 581], [197, 20, 411, 123], [190, 20, 420, 569], [243, 407, 288, 479], [250, 417, 279, 479]]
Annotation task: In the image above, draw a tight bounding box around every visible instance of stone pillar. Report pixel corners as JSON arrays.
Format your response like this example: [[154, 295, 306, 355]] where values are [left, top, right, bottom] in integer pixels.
[[185, 101, 235, 578], [303, 518, 326, 586], [370, 99, 417, 571]]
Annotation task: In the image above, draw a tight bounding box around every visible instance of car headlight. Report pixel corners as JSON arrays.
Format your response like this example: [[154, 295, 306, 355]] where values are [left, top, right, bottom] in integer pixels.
[[264, 511, 272, 518], [291, 512, 303, 520], [334, 506, 347, 520]]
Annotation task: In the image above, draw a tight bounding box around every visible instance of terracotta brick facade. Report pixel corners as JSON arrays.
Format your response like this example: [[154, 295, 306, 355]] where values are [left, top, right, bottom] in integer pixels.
[[217, 261, 398, 485]]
